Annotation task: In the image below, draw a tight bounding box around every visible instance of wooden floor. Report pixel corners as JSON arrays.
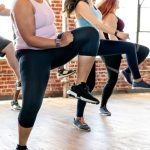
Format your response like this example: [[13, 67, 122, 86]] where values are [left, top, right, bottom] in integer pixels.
[[0, 93, 150, 150]]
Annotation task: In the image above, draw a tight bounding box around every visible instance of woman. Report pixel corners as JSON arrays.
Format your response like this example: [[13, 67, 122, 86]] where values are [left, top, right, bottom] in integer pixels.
[[0, 3, 21, 110], [12, 0, 100, 149], [64, 0, 150, 131], [97, 0, 149, 115]]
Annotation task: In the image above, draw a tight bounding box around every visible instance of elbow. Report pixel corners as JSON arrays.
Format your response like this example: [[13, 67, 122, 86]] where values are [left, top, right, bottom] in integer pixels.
[[25, 40, 34, 47], [23, 37, 36, 47]]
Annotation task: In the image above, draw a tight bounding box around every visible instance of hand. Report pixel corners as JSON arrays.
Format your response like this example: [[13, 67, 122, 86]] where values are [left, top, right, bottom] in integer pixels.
[[60, 31, 74, 47], [0, 4, 5, 12], [117, 32, 129, 40]]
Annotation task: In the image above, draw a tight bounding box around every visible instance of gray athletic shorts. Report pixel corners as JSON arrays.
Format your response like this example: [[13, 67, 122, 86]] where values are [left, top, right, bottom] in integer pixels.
[[0, 36, 11, 57]]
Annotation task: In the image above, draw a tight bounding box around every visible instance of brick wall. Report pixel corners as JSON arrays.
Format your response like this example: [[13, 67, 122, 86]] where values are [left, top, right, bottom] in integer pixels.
[[0, 57, 150, 99], [0, 0, 150, 99]]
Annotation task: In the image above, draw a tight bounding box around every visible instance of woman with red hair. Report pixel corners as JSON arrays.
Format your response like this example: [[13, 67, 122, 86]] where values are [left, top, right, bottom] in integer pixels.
[[97, 0, 149, 115]]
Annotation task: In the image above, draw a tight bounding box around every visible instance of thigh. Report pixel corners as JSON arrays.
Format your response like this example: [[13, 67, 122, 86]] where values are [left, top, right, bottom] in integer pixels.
[[50, 27, 99, 69], [98, 39, 135, 56], [49, 44, 78, 70]]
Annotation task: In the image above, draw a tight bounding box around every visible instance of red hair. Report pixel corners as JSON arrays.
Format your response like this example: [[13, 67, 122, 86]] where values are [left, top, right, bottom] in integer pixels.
[[97, 0, 117, 19]]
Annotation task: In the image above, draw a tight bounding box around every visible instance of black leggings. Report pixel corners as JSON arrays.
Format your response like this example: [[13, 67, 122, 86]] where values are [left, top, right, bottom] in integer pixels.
[[16, 27, 100, 128], [76, 43, 149, 117]]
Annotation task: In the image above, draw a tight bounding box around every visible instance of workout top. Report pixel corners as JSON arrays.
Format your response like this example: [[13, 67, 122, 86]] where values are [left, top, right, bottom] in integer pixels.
[[13, 0, 57, 50], [104, 16, 125, 40], [76, 4, 102, 30]]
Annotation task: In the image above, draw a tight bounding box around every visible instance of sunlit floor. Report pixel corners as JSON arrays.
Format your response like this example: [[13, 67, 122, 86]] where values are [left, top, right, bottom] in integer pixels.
[[0, 93, 150, 150]]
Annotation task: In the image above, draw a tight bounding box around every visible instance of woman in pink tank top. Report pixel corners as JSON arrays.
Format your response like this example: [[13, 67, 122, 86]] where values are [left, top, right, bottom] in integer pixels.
[[12, 0, 100, 149]]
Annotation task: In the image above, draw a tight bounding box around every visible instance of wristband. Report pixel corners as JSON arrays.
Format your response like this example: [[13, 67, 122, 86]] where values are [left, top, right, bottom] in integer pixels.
[[55, 38, 61, 48], [114, 30, 119, 37]]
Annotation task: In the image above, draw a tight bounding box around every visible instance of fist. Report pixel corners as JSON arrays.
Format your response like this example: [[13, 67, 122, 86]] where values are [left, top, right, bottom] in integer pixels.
[[60, 31, 74, 47], [117, 32, 129, 40]]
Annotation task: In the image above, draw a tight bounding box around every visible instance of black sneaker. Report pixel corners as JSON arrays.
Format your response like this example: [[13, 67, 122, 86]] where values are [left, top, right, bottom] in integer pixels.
[[132, 80, 150, 89], [99, 106, 111, 116], [16, 145, 28, 150], [11, 100, 21, 111], [67, 82, 99, 104], [16, 81, 22, 90], [57, 69, 76, 79], [73, 117, 91, 132], [121, 70, 132, 85]]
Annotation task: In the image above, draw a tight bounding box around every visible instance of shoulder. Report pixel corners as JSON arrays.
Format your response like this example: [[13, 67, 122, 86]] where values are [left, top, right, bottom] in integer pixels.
[[13, 0, 33, 12], [76, 1, 90, 12], [77, 0, 89, 7], [13, 0, 32, 8]]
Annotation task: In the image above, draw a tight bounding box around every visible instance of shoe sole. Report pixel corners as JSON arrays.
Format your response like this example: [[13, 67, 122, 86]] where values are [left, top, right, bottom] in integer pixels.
[[11, 107, 21, 111], [73, 123, 91, 132], [67, 90, 99, 104], [99, 112, 111, 116], [57, 71, 76, 79], [132, 87, 150, 89]]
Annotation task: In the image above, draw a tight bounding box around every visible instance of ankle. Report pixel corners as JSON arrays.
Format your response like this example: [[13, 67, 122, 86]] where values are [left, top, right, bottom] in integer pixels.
[[100, 105, 106, 108], [133, 78, 142, 83]]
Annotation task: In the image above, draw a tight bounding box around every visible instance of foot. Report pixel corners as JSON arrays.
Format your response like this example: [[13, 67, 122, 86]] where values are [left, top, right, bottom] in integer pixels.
[[16, 145, 28, 150], [132, 80, 150, 89], [16, 81, 22, 90], [57, 69, 76, 79], [11, 100, 21, 111], [73, 117, 91, 132], [121, 70, 132, 85], [99, 106, 111, 116], [67, 82, 99, 104]]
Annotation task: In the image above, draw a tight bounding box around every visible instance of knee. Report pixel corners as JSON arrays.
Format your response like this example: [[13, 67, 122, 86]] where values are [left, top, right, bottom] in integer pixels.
[[106, 75, 118, 86], [2, 42, 14, 54], [138, 45, 149, 58], [143, 46, 149, 57], [80, 27, 99, 56], [18, 106, 39, 128], [87, 27, 99, 40]]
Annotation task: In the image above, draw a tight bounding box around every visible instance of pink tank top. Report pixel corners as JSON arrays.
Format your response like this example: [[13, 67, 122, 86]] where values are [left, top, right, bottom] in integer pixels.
[[13, 0, 57, 50]]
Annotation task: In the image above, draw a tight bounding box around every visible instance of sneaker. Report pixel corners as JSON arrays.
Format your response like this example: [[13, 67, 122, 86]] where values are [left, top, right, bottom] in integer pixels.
[[99, 106, 111, 116], [57, 69, 76, 79], [121, 70, 132, 85], [67, 82, 99, 104], [16, 81, 22, 90], [73, 117, 91, 132], [11, 100, 21, 111], [16, 144, 28, 150], [132, 80, 150, 89]]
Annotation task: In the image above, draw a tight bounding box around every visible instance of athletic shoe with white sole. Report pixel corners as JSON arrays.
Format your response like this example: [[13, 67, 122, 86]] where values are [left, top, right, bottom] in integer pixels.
[[67, 82, 99, 104]]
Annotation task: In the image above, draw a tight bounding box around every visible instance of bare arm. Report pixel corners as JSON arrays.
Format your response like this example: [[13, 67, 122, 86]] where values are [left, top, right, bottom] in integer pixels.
[[103, 13, 129, 40], [103, 13, 119, 40], [75, 1, 116, 35], [12, 0, 73, 49], [0, 4, 10, 16]]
